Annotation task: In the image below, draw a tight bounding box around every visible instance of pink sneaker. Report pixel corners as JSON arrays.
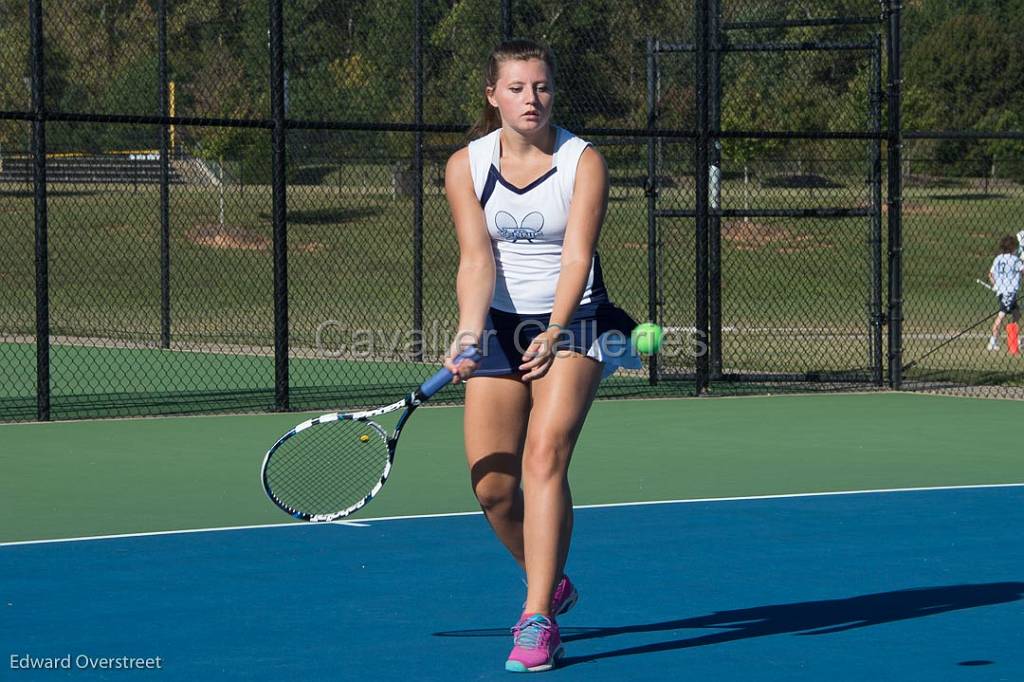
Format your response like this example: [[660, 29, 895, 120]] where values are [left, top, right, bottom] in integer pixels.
[[522, 575, 579, 617], [505, 613, 563, 673], [550, 575, 579, 616]]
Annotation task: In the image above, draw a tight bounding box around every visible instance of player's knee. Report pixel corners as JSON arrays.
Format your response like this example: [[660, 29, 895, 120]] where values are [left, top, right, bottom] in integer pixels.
[[473, 476, 517, 512], [522, 434, 571, 482]]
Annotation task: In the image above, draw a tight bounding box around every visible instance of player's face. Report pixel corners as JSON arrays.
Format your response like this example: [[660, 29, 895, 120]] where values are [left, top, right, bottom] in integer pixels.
[[487, 58, 554, 134]]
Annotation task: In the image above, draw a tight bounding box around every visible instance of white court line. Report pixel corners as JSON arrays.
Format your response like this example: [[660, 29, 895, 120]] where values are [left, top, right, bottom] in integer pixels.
[[1, 482, 1021, 549]]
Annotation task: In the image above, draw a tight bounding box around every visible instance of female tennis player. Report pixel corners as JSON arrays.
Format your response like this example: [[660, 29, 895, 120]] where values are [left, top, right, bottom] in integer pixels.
[[443, 38, 640, 672]]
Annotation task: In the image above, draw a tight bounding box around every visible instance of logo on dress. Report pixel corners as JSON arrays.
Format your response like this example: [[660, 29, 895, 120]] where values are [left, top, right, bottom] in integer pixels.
[[495, 211, 544, 243]]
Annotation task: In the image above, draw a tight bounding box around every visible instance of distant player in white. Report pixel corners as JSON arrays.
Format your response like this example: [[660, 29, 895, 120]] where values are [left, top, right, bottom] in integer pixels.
[[987, 235, 1023, 351]]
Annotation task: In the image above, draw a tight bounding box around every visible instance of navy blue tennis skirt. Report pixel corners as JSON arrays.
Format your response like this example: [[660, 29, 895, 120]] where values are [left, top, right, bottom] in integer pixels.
[[472, 301, 639, 378]]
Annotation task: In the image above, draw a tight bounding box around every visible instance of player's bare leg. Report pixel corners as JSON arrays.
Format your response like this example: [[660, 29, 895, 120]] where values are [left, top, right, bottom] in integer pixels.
[[520, 353, 603, 616], [464, 375, 530, 569]]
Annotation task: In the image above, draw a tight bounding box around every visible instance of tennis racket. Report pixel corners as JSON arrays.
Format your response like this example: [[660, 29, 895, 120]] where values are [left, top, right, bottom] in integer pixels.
[[261, 347, 480, 522]]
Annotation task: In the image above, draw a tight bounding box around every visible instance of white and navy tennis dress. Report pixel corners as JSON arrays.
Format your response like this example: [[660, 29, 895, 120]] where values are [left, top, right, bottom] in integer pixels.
[[990, 253, 1024, 314], [467, 126, 641, 378]]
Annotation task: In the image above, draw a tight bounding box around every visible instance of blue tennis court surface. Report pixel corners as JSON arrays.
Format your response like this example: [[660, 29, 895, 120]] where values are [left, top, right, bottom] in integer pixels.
[[3, 485, 1022, 680]]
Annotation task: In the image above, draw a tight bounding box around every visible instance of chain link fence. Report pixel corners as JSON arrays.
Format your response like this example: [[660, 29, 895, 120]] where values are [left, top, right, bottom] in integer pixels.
[[899, 137, 1024, 397], [1, 0, 1022, 421]]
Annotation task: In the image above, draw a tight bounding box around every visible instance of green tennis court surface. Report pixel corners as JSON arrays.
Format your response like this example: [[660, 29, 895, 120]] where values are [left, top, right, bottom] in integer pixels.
[[3, 393, 1022, 544]]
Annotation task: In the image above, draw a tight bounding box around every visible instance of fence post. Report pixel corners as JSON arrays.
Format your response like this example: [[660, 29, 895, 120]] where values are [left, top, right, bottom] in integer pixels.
[[502, 0, 512, 40], [269, 0, 289, 410], [645, 37, 659, 385], [30, 0, 49, 421], [885, 0, 903, 388], [708, 0, 723, 382], [869, 34, 884, 386], [694, 0, 710, 395], [412, 0, 424, 362], [158, 0, 171, 350]]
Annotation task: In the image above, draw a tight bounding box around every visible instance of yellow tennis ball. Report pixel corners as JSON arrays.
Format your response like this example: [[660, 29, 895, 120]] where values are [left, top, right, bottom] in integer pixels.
[[632, 322, 663, 354], [359, 434, 370, 443]]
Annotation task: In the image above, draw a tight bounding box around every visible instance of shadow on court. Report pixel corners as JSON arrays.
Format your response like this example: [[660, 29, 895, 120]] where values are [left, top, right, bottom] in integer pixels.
[[434, 582, 1023, 666]]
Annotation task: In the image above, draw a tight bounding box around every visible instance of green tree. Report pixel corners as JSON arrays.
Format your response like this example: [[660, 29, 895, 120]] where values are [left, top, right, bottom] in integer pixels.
[[905, 14, 1024, 130], [905, 12, 1024, 178]]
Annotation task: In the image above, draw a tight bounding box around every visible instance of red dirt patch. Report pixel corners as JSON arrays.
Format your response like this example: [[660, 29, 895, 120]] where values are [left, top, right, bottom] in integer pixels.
[[185, 224, 324, 253], [722, 220, 832, 254]]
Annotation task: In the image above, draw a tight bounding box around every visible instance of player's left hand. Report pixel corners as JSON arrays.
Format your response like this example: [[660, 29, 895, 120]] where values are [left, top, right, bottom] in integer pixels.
[[519, 330, 559, 382]]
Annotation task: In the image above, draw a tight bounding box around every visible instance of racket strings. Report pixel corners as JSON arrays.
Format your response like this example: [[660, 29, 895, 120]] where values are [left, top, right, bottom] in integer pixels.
[[264, 419, 390, 516]]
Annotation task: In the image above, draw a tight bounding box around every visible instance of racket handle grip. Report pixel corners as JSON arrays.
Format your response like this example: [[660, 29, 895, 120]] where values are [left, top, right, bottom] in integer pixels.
[[419, 346, 481, 399]]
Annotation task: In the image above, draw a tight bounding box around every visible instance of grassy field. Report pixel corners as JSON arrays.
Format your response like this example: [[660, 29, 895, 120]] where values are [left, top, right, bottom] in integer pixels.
[[1, 165, 1023, 417]]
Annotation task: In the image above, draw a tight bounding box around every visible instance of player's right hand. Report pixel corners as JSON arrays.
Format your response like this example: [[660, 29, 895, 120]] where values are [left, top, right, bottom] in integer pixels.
[[445, 333, 480, 384]]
